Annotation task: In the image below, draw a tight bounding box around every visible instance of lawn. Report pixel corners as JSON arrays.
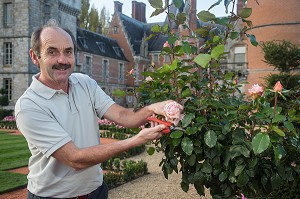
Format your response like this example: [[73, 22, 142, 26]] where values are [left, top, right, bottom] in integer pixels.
[[0, 131, 30, 194]]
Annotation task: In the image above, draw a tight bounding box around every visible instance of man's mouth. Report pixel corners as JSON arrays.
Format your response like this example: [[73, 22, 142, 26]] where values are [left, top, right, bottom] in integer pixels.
[[52, 64, 71, 70]]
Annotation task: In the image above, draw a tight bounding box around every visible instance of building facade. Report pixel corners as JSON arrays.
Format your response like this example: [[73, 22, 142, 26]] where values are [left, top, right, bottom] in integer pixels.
[[245, 0, 300, 91], [0, 0, 80, 107]]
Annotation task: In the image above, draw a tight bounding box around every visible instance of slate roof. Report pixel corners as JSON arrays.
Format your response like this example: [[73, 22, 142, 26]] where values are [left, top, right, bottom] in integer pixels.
[[119, 13, 168, 55], [77, 28, 128, 61]]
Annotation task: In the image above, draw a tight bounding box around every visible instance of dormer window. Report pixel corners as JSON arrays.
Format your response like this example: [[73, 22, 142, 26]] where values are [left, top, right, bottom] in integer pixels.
[[78, 37, 88, 49], [96, 42, 105, 53], [114, 25, 118, 33], [113, 47, 121, 57]]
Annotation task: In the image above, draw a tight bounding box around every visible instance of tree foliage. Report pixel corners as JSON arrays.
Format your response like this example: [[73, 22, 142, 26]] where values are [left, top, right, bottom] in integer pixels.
[[78, 0, 110, 34], [261, 40, 300, 72]]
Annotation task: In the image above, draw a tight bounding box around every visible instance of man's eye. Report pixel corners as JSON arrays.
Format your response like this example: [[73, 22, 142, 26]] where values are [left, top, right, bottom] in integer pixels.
[[48, 51, 56, 55]]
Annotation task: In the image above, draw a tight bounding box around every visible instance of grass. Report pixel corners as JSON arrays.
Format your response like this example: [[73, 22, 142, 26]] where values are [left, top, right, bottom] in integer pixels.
[[0, 131, 30, 194], [0, 171, 28, 194]]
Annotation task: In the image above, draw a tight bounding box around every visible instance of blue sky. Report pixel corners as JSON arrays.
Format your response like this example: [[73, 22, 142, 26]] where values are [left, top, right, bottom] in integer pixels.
[[90, 0, 232, 23]]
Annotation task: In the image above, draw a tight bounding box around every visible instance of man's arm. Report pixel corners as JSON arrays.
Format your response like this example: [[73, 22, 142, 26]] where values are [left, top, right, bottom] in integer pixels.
[[103, 100, 178, 128], [52, 124, 165, 170]]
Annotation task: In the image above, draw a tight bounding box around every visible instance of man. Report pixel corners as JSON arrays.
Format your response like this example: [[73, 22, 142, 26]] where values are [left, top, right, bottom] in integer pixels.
[[15, 20, 179, 199]]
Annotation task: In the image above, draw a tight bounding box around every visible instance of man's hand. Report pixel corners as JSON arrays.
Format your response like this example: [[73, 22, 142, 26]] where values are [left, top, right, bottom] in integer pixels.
[[148, 100, 183, 116]]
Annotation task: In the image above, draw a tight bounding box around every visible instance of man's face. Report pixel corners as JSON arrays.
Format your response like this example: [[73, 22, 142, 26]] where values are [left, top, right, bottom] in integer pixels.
[[36, 27, 75, 88]]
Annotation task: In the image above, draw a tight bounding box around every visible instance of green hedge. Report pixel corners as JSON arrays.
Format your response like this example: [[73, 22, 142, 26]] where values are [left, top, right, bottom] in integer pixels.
[[104, 160, 148, 189]]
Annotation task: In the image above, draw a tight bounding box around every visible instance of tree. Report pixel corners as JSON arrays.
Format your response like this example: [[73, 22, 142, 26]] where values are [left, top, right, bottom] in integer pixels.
[[99, 6, 110, 35], [261, 40, 300, 72], [79, 0, 90, 29], [89, 5, 100, 32]]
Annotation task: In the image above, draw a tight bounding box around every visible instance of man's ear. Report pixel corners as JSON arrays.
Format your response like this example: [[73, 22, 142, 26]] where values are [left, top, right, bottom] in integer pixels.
[[29, 49, 40, 67]]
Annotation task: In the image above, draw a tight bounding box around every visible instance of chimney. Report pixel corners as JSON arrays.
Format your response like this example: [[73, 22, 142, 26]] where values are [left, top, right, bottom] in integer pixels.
[[189, 0, 197, 31], [114, 1, 123, 13], [132, 1, 146, 23]]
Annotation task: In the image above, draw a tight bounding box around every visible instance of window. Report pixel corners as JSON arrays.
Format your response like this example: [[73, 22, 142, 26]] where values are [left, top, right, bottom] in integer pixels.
[[4, 3, 13, 27], [84, 56, 92, 76], [103, 60, 109, 77], [118, 63, 124, 79], [4, 42, 12, 66], [96, 42, 105, 53], [153, 54, 159, 63], [113, 47, 122, 57], [114, 25, 118, 33], [234, 53, 246, 67], [4, 78, 12, 101]]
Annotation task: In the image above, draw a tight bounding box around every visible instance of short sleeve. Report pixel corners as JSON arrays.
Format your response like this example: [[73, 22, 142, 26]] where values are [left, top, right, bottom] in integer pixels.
[[15, 99, 72, 158]]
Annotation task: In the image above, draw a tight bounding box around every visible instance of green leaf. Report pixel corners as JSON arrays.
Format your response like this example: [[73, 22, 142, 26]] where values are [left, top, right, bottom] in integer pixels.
[[246, 34, 258, 46], [284, 121, 294, 132], [176, 13, 186, 25], [149, 0, 163, 9], [197, 11, 216, 22], [181, 181, 189, 192], [204, 130, 217, 148], [181, 113, 195, 128], [252, 133, 270, 154], [111, 88, 126, 97], [193, 54, 211, 68], [181, 137, 194, 155], [170, 130, 183, 139], [185, 127, 197, 135], [173, 0, 183, 9], [211, 44, 225, 59], [230, 32, 239, 40], [181, 88, 191, 98], [219, 171, 228, 182], [272, 115, 286, 123], [201, 160, 212, 174], [237, 171, 249, 187], [151, 24, 161, 32], [273, 144, 287, 160], [150, 8, 165, 17], [182, 41, 191, 54], [194, 183, 205, 195], [147, 147, 155, 155], [188, 154, 196, 166], [172, 138, 181, 146], [234, 165, 245, 176], [238, 8, 252, 18], [272, 126, 285, 137]]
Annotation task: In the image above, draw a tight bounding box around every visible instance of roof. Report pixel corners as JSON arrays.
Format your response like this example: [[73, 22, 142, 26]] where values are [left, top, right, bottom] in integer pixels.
[[77, 28, 128, 61], [119, 13, 168, 54]]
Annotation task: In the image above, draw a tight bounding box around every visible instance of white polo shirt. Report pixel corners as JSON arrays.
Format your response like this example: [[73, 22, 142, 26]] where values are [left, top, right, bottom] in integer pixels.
[[15, 73, 115, 198]]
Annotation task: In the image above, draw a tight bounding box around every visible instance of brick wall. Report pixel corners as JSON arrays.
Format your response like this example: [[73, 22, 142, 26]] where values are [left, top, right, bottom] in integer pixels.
[[245, 0, 300, 91]]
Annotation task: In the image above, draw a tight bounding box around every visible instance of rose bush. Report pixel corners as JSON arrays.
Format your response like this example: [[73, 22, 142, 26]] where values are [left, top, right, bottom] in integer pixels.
[[117, 1, 300, 198]]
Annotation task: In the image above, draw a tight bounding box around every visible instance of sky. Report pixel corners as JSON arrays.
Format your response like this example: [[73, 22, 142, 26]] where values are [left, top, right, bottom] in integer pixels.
[[90, 0, 232, 23]]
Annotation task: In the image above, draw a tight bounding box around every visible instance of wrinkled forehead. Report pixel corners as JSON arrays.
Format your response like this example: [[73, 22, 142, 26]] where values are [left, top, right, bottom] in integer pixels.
[[40, 27, 74, 50]]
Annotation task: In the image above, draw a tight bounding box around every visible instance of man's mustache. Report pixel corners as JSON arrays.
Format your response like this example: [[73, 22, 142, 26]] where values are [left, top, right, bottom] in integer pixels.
[[52, 64, 71, 70]]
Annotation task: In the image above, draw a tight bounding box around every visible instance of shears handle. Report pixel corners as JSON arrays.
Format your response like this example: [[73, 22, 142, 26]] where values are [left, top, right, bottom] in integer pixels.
[[147, 117, 172, 133]]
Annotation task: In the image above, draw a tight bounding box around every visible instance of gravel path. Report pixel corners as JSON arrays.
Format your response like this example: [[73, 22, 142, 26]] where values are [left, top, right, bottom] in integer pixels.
[[108, 146, 212, 199]]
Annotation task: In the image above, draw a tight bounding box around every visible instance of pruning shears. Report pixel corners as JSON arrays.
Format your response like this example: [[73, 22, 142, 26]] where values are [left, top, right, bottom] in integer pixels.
[[147, 117, 184, 134]]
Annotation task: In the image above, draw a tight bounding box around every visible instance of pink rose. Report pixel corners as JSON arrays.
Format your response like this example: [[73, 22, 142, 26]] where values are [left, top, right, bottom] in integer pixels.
[[248, 84, 263, 99], [163, 41, 170, 48], [241, 193, 247, 199], [145, 76, 153, 82], [129, 69, 134, 75], [273, 81, 283, 92], [163, 102, 184, 126]]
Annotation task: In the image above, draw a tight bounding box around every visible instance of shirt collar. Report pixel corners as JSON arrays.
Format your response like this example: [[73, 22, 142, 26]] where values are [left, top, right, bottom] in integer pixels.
[[30, 73, 79, 100]]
